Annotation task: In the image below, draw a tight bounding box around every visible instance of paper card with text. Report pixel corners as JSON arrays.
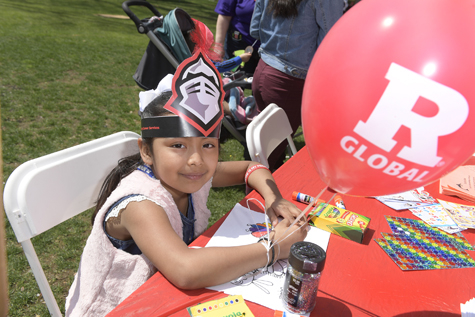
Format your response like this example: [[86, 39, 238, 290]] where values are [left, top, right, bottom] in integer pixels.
[[187, 295, 254, 317], [438, 199, 475, 229]]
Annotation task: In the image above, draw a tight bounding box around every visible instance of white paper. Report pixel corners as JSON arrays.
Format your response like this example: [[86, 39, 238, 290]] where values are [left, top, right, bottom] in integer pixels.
[[205, 203, 331, 315], [375, 187, 437, 210], [462, 297, 475, 317]]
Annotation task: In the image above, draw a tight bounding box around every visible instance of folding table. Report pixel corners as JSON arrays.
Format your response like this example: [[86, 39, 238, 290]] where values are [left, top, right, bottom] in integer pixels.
[[108, 146, 475, 317]]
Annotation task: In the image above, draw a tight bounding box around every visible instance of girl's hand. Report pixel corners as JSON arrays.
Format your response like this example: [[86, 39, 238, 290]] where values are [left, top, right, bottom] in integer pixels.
[[270, 218, 308, 260], [266, 197, 305, 227], [239, 52, 252, 63]]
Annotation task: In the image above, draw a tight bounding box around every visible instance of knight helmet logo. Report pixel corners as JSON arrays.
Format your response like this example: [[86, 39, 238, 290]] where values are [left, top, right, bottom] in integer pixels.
[[164, 49, 224, 137]]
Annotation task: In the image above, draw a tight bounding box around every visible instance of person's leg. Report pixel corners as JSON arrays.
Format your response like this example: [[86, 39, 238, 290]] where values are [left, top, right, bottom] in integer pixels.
[[242, 96, 256, 117], [251, 59, 266, 112], [256, 66, 304, 132], [252, 62, 305, 170], [228, 87, 247, 124]]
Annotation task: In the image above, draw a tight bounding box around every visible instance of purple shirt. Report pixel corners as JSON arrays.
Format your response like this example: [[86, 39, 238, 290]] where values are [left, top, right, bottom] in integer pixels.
[[215, 0, 257, 46]]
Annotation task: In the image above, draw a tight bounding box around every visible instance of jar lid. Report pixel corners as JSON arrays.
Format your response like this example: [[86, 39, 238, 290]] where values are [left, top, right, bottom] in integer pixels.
[[288, 241, 326, 274]]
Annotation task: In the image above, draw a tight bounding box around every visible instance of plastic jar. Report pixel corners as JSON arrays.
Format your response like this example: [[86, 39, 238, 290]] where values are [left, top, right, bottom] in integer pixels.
[[282, 241, 326, 314]]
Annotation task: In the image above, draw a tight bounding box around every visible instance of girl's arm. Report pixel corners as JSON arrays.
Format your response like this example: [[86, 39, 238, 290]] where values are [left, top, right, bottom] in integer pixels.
[[120, 199, 307, 289], [213, 161, 304, 226], [212, 56, 242, 73]]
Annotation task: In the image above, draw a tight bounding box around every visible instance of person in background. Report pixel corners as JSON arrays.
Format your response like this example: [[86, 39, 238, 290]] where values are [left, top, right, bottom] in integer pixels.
[[65, 51, 307, 317], [215, 0, 261, 75], [250, 0, 343, 171], [345, 0, 361, 12], [186, 18, 258, 125], [186, 18, 252, 73]]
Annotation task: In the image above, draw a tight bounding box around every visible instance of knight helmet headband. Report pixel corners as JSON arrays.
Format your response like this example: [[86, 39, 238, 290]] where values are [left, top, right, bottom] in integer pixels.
[[141, 49, 224, 138]]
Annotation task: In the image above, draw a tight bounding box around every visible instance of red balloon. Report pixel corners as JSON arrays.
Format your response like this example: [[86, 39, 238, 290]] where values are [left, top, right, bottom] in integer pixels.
[[302, 0, 475, 196]]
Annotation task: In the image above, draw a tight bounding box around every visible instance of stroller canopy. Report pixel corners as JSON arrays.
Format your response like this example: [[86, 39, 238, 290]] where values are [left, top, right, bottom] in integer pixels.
[[154, 8, 194, 62], [134, 8, 195, 90]]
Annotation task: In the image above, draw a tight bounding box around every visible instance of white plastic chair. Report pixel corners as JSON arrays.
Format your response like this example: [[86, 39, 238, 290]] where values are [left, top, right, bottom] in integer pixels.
[[246, 103, 298, 168], [3, 131, 140, 317]]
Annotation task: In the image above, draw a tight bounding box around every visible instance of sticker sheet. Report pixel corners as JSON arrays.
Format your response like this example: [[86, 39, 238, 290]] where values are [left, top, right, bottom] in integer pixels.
[[375, 216, 475, 271], [385, 216, 473, 251], [409, 204, 463, 234], [377, 232, 475, 270], [437, 199, 475, 229]]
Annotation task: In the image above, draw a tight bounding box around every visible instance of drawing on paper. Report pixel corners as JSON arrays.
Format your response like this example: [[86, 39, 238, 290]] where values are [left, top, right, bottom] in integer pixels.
[[247, 222, 272, 238], [231, 223, 287, 294], [230, 260, 286, 294], [205, 203, 331, 312]]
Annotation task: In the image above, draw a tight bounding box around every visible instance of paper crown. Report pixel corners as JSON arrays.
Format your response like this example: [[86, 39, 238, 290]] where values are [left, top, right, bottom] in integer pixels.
[[141, 49, 224, 138]]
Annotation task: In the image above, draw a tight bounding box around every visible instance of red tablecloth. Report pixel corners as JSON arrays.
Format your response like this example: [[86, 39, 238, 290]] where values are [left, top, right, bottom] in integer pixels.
[[108, 147, 475, 317]]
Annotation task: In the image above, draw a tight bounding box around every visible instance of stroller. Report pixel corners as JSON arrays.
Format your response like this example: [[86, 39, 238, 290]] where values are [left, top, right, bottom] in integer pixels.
[[122, 0, 254, 154]]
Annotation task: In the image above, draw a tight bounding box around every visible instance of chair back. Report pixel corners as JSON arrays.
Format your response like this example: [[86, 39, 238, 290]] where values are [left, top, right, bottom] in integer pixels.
[[3, 131, 140, 316], [246, 103, 297, 168]]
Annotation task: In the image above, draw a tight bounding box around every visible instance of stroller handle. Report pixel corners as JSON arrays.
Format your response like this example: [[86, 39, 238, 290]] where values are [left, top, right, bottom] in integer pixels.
[[122, 0, 162, 33], [223, 71, 252, 91]]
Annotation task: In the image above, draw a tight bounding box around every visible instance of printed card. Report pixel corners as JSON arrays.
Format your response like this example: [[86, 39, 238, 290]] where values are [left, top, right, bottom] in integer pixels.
[[187, 295, 254, 317]]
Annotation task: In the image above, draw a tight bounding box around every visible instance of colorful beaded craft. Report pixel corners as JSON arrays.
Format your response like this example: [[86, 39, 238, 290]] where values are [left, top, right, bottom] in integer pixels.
[[375, 216, 475, 271], [385, 216, 474, 251]]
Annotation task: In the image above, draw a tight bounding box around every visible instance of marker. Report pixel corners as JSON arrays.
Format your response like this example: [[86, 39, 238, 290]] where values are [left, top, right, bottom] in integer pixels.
[[334, 194, 346, 209]]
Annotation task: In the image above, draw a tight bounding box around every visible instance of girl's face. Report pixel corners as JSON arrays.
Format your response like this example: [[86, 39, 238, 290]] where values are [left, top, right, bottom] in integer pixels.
[[142, 137, 219, 200]]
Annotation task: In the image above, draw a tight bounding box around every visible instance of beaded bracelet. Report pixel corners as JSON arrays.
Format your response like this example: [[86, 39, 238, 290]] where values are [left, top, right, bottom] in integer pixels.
[[245, 164, 270, 187], [268, 242, 275, 267], [258, 237, 275, 268], [258, 237, 269, 267], [270, 242, 280, 267]]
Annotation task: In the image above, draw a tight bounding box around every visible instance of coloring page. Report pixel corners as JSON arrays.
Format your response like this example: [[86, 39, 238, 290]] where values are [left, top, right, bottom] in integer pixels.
[[205, 203, 330, 314]]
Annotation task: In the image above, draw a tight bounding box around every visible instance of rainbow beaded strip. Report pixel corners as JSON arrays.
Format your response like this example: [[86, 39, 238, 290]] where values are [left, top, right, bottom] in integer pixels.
[[385, 216, 474, 251], [375, 216, 475, 271]]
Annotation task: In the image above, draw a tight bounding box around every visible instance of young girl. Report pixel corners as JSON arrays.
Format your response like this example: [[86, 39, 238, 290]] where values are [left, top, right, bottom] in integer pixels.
[[65, 50, 307, 317]]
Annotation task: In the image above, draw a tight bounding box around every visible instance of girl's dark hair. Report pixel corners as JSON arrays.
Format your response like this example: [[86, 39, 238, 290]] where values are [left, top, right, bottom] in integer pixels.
[[91, 91, 173, 224], [268, 0, 304, 18]]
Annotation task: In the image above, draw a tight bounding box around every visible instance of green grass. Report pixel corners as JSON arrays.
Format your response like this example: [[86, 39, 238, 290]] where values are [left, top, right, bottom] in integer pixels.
[[1, 0, 305, 315]]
